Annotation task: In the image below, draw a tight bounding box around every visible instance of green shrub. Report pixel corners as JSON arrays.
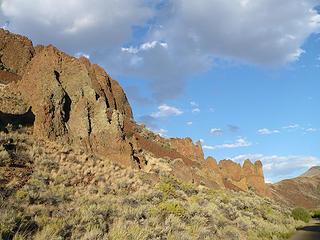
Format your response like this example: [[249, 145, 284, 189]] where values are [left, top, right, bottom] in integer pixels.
[[292, 208, 311, 223], [151, 200, 186, 218], [311, 209, 320, 218]]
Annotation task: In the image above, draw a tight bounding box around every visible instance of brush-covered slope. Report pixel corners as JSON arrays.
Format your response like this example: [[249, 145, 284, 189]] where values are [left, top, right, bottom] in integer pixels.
[[0, 131, 303, 240]]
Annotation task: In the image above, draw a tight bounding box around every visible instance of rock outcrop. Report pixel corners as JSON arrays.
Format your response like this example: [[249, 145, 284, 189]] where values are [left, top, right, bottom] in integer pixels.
[[0, 29, 34, 79], [207, 158, 270, 196], [0, 29, 270, 197], [0, 29, 137, 168], [169, 138, 204, 161]]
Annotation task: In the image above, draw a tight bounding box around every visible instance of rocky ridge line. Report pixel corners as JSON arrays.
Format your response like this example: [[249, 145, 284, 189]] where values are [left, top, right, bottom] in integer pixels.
[[0, 29, 270, 197]]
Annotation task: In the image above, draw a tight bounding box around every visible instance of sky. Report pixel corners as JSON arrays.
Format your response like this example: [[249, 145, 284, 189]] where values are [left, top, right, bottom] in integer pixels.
[[0, 0, 320, 182]]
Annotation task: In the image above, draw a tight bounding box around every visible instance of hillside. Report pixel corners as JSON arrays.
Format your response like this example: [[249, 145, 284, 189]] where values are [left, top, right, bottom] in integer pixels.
[[270, 167, 320, 209], [300, 166, 320, 178], [0, 131, 303, 240], [0, 29, 306, 239]]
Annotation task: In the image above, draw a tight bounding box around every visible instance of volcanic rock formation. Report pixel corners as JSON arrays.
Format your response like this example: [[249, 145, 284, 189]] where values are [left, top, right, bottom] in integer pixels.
[[0, 29, 270, 196]]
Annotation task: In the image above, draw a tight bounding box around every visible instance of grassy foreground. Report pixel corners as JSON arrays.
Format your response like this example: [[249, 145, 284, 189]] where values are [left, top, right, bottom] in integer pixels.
[[0, 132, 304, 240]]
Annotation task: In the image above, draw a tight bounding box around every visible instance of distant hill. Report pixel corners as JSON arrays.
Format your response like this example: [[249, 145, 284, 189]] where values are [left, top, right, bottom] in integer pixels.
[[270, 166, 320, 209], [300, 166, 320, 178]]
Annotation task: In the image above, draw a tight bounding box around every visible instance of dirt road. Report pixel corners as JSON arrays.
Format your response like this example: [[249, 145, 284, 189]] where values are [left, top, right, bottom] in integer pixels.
[[289, 220, 320, 240]]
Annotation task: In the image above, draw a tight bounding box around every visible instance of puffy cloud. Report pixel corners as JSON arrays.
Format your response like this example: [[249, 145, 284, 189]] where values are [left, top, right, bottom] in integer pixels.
[[116, 0, 320, 100], [210, 128, 223, 136], [257, 128, 280, 135], [231, 154, 320, 182], [1, 0, 320, 101], [0, 0, 153, 54], [186, 121, 193, 126], [150, 104, 183, 118], [162, 0, 320, 64], [203, 137, 251, 150]]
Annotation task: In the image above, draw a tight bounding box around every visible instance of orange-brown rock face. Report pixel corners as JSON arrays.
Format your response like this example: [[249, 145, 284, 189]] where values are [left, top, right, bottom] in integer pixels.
[[243, 160, 269, 196], [0, 30, 136, 168], [0, 29, 35, 76], [219, 160, 243, 182], [205, 156, 219, 171], [169, 137, 204, 161], [202, 158, 270, 196]]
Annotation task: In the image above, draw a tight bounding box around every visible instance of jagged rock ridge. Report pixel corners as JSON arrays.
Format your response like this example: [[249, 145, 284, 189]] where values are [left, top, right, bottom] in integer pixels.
[[0, 29, 270, 196]]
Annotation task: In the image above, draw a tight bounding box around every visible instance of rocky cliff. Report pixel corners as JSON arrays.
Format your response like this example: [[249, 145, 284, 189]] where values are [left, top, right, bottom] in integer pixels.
[[0, 29, 270, 197]]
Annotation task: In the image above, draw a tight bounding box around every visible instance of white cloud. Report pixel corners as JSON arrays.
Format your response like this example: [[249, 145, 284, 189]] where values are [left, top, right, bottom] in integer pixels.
[[121, 41, 168, 54], [210, 128, 223, 136], [283, 124, 300, 129], [186, 121, 193, 126], [203, 145, 215, 150], [203, 137, 252, 150], [152, 128, 168, 137], [1, 0, 320, 101], [305, 127, 318, 133], [151, 104, 183, 118], [75, 52, 90, 59], [231, 154, 320, 182], [257, 128, 280, 135], [147, 127, 168, 137], [190, 101, 198, 107], [191, 108, 200, 113], [116, 0, 320, 100], [0, 0, 153, 54], [189, 101, 201, 113]]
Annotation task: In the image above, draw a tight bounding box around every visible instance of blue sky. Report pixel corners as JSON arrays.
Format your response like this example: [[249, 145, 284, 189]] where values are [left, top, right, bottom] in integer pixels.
[[118, 34, 320, 182], [1, 0, 320, 182]]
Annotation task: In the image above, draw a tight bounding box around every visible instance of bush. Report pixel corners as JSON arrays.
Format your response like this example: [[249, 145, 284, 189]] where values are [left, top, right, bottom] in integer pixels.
[[292, 208, 311, 223], [151, 200, 186, 218], [311, 209, 320, 218]]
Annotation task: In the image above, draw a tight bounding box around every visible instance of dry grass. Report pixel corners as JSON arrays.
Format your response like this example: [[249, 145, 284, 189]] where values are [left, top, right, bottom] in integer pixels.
[[0, 131, 304, 240]]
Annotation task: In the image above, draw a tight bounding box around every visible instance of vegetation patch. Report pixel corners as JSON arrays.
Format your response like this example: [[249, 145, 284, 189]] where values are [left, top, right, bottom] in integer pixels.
[[292, 208, 311, 223]]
